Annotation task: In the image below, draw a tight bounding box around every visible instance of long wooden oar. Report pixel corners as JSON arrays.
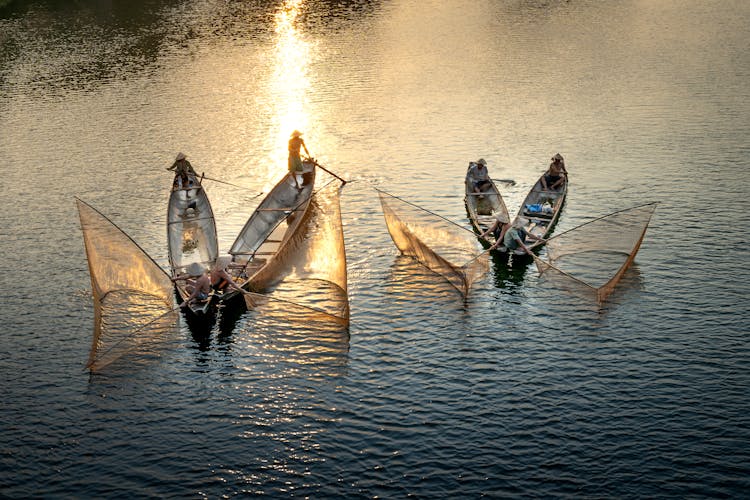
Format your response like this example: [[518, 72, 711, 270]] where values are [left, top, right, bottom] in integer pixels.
[[307, 158, 348, 185]]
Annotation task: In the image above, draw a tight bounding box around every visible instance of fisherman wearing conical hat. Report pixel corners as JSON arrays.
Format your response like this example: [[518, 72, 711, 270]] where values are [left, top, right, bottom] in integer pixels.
[[288, 130, 311, 188], [171, 262, 211, 308], [467, 158, 492, 196], [167, 152, 197, 189], [495, 217, 546, 256], [480, 211, 511, 245], [541, 153, 567, 191], [209, 256, 243, 295]]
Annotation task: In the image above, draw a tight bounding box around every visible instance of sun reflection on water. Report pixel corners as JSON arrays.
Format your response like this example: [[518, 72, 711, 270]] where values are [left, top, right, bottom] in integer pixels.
[[271, 0, 314, 167]]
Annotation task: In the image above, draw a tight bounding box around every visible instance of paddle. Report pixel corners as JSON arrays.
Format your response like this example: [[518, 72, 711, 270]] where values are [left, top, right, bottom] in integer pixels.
[[306, 157, 348, 185], [492, 178, 516, 185]]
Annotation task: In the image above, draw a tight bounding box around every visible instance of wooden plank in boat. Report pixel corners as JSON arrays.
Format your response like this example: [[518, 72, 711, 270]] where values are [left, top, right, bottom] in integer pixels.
[[168, 216, 214, 225]]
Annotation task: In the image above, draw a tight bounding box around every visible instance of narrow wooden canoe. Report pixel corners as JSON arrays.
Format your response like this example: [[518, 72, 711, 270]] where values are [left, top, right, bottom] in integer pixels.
[[166, 171, 219, 315], [464, 165, 510, 248], [226, 160, 316, 294], [499, 172, 567, 256]]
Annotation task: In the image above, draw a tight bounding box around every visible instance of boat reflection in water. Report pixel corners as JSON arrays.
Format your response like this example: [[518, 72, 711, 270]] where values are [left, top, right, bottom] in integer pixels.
[[490, 251, 531, 292]]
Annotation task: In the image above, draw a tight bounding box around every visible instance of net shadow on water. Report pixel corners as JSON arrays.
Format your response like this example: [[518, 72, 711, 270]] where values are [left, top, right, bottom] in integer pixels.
[[382, 255, 473, 328], [530, 262, 647, 334]]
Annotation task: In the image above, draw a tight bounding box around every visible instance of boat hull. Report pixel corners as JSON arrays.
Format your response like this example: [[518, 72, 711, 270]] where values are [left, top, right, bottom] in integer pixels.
[[464, 167, 510, 248], [166, 172, 219, 316], [227, 161, 317, 296], [497, 173, 567, 257]]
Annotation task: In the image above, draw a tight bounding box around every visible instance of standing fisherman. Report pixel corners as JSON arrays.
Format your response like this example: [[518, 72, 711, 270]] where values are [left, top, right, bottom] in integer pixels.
[[288, 130, 310, 188], [168, 152, 197, 188]]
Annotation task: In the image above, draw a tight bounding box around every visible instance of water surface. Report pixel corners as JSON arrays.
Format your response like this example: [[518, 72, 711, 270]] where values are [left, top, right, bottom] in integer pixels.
[[2, 0, 749, 497]]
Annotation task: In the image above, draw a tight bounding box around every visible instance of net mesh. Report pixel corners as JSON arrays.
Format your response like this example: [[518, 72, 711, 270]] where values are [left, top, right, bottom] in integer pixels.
[[378, 190, 488, 296], [535, 202, 657, 303], [229, 163, 316, 292], [247, 180, 349, 325], [76, 199, 178, 371]]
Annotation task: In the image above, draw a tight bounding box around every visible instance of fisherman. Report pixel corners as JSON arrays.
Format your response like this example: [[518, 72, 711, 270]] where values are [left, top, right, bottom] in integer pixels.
[[172, 262, 211, 308], [497, 217, 545, 256], [467, 158, 492, 196], [481, 212, 511, 246], [209, 256, 243, 294], [168, 152, 197, 189], [541, 153, 567, 191], [288, 130, 311, 189]]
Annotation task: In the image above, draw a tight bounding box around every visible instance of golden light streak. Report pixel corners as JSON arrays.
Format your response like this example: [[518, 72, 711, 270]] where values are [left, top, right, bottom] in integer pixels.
[[271, 0, 313, 164]]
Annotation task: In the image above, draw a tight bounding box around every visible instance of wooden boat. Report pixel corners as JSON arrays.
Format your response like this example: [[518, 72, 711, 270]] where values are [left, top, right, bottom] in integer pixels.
[[166, 171, 219, 315], [464, 163, 510, 248], [226, 159, 316, 295], [498, 172, 567, 257]]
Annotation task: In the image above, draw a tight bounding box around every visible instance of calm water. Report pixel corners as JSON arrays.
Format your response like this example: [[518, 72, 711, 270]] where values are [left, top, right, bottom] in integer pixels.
[[2, 0, 750, 497]]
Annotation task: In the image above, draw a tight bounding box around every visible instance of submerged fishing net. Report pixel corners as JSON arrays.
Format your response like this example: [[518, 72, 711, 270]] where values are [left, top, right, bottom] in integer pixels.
[[378, 189, 488, 297], [250, 180, 350, 325], [534, 202, 657, 303], [76, 199, 178, 371]]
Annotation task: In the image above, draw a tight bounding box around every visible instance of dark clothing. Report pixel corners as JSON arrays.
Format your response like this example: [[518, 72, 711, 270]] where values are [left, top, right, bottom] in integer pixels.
[[171, 159, 197, 187], [474, 179, 492, 192], [544, 174, 562, 187]]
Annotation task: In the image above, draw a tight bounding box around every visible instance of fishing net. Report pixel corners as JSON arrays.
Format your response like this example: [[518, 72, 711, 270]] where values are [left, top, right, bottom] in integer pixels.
[[248, 180, 350, 325], [229, 162, 315, 260], [534, 202, 657, 303], [378, 190, 489, 297], [228, 164, 317, 289], [76, 199, 178, 371]]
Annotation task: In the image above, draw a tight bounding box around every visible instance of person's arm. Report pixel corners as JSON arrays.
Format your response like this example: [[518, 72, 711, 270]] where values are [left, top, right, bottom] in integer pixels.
[[517, 236, 534, 255], [526, 232, 545, 242], [302, 140, 310, 157], [479, 221, 497, 240], [220, 270, 242, 292]]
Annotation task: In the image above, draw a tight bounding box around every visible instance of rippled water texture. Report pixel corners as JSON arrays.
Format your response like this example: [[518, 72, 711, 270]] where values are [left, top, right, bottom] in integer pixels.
[[2, 0, 749, 497]]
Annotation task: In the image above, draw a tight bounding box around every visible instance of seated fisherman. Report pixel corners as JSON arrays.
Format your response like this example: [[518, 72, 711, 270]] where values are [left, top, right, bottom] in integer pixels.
[[480, 212, 511, 245], [493, 217, 545, 255], [172, 262, 211, 308], [541, 153, 567, 191], [468, 158, 492, 195], [209, 256, 243, 294]]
